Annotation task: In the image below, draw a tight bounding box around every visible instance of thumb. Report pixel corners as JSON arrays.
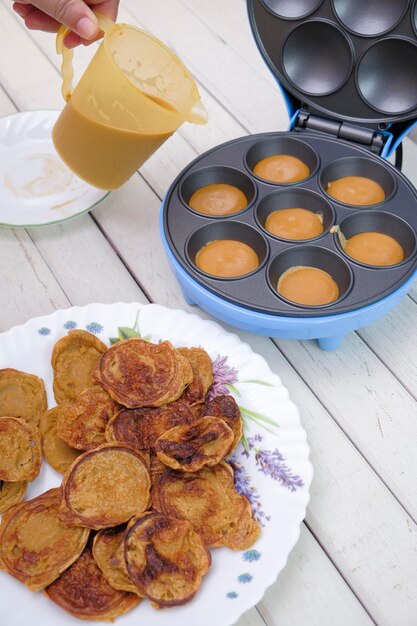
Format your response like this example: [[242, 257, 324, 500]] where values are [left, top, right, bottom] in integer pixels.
[[34, 0, 99, 39]]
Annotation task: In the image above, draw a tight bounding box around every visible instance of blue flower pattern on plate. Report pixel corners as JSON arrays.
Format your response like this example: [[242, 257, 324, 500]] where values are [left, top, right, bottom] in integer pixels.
[[242, 550, 262, 562], [85, 322, 103, 335]]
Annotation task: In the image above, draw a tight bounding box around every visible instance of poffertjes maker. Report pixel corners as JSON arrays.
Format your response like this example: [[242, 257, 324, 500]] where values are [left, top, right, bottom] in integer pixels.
[[161, 0, 417, 350]]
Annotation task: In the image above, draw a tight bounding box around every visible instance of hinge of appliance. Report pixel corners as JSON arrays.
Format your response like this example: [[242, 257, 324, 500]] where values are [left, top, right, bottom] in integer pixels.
[[295, 111, 386, 155]]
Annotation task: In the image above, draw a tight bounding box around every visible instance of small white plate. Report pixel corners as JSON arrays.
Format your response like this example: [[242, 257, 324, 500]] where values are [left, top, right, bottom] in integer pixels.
[[0, 302, 313, 626], [0, 110, 109, 227]]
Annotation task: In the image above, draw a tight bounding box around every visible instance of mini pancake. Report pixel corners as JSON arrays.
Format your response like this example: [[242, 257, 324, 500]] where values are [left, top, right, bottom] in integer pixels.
[[124, 511, 211, 607], [195, 240, 259, 278], [155, 416, 234, 472], [40, 406, 81, 474], [0, 480, 27, 514], [344, 231, 404, 266], [60, 444, 151, 529], [0, 488, 89, 591], [52, 330, 107, 404], [0, 416, 42, 482], [253, 154, 310, 183], [105, 400, 196, 452], [198, 394, 243, 453], [0, 368, 47, 428], [154, 462, 260, 550], [93, 526, 141, 595], [277, 266, 339, 306], [94, 338, 193, 409], [177, 347, 214, 406], [45, 543, 139, 621], [57, 386, 120, 451], [327, 176, 385, 206], [265, 208, 323, 240], [189, 183, 248, 216]]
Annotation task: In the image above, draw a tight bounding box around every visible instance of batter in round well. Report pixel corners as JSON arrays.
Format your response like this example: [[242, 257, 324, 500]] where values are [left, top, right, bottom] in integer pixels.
[[196, 240, 259, 277], [265, 208, 323, 240], [278, 266, 339, 306], [344, 232, 404, 266], [253, 155, 309, 183], [327, 176, 385, 206], [189, 184, 248, 216]]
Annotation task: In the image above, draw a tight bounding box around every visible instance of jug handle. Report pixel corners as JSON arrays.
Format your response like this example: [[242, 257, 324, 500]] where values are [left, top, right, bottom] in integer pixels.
[[56, 13, 114, 102]]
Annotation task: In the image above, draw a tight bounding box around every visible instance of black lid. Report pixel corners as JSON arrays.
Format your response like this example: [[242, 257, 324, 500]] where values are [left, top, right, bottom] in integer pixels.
[[248, 0, 417, 129]]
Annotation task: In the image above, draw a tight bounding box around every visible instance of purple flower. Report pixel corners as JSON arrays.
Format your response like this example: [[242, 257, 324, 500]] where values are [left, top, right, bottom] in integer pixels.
[[242, 550, 262, 563], [230, 458, 271, 526], [207, 355, 239, 400]]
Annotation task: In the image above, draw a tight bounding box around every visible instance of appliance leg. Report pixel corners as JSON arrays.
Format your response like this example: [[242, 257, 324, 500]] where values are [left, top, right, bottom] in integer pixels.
[[317, 334, 345, 351]]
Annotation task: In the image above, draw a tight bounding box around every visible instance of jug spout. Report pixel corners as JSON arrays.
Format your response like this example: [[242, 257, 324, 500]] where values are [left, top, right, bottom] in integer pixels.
[[186, 100, 209, 125]]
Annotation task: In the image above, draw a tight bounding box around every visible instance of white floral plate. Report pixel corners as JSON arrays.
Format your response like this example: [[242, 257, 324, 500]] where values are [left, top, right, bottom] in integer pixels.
[[0, 302, 313, 626], [0, 110, 109, 227]]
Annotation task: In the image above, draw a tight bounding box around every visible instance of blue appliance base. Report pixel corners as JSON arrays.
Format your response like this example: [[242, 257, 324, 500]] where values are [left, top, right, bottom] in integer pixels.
[[161, 213, 416, 351]]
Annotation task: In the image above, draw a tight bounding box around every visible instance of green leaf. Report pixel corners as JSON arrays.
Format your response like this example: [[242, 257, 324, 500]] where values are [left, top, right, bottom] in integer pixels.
[[118, 326, 139, 340], [226, 383, 241, 397], [240, 406, 280, 428], [109, 337, 120, 345], [241, 431, 250, 453], [142, 334, 152, 342], [239, 379, 274, 387]]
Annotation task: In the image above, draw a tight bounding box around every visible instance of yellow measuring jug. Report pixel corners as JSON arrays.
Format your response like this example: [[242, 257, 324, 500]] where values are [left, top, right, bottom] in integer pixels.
[[52, 14, 207, 190]]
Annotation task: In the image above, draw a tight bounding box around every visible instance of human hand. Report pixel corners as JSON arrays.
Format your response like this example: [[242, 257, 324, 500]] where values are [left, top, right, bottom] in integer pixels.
[[12, 0, 120, 47]]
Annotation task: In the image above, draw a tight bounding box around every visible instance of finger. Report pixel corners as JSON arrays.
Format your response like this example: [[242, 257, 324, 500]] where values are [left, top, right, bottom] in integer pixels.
[[23, 8, 61, 32], [88, 0, 120, 21], [12, 2, 33, 18], [30, 0, 99, 40]]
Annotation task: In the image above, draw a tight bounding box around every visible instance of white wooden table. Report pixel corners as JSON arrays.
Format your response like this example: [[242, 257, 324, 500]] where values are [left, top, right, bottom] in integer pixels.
[[1, 1, 417, 624]]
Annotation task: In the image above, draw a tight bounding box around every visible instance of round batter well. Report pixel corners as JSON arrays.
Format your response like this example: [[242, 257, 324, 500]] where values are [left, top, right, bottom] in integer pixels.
[[189, 183, 248, 216], [327, 176, 385, 205], [278, 266, 339, 305], [253, 154, 310, 183], [265, 208, 323, 240], [344, 231, 404, 266], [196, 240, 259, 277]]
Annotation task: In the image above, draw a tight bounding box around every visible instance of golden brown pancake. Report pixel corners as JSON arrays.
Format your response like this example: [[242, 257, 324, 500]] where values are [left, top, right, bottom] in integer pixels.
[[105, 400, 196, 452], [198, 394, 243, 453], [155, 416, 234, 472], [177, 347, 213, 406], [60, 444, 151, 529], [124, 511, 211, 607], [327, 176, 385, 205], [57, 386, 119, 451], [52, 330, 107, 404], [0, 488, 89, 591], [277, 266, 339, 306], [154, 462, 260, 550], [94, 338, 193, 409], [0, 368, 47, 429], [0, 480, 27, 514], [40, 406, 81, 474], [45, 543, 139, 620], [253, 154, 309, 183], [189, 183, 248, 216], [265, 208, 323, 240], [196, 240, 259, 278], [0, 416, 42, 482], [344, 232, 404, 266], [93, 526, 141, 595]]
